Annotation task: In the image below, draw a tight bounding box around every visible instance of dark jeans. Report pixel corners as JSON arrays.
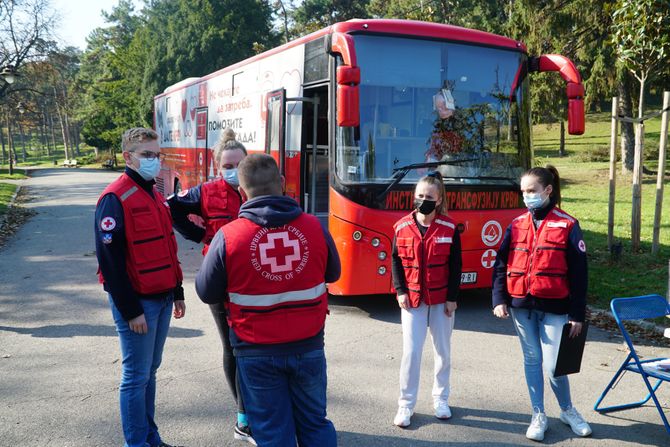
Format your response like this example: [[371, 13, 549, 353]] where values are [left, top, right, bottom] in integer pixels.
[[237, 349, 336, 447], [209, 302, 244, 413]]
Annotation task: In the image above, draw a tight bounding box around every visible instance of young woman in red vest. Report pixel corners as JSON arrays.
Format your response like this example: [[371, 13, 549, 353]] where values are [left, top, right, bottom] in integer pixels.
[[168, 129, 254, 444], [391, 171, 462, 428], [492, 166, 592, 442]]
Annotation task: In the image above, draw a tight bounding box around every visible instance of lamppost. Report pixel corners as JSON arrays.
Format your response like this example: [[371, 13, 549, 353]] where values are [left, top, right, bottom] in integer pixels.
[[1, 65, 17, 174], [16, 101, 26, 163]]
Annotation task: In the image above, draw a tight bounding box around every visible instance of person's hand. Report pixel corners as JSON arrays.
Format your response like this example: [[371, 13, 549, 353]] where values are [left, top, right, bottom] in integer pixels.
[[397, 293, 410, 310], [445, 301, 457, 317], [129, 314, 147, 334], [173, 300, 186, 319], [493, 304, 509, 319], [568, 321, 583, 338]]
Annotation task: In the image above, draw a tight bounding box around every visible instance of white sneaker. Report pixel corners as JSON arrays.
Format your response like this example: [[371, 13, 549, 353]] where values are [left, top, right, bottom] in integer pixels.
[[526, 409, 548, 441], [393, 407, 413, 427], [434, 400, 452, 419], [560, 407, 592, 437]]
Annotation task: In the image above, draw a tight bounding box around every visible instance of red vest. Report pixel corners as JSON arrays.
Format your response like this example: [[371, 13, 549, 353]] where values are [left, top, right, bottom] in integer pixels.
[[393, 212, 456, 307], [98, 174, 183, 294], [201, 178, 242, 249], [506, 208, 575, 299], [222, 213, 329, 344]]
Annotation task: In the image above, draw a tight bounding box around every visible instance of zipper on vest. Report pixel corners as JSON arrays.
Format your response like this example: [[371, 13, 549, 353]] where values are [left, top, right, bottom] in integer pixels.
[[240, 300, 322, 314]]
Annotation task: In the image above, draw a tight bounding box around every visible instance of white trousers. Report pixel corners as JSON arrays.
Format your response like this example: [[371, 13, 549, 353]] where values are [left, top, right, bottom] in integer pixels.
[[398, 302, 455, 410]]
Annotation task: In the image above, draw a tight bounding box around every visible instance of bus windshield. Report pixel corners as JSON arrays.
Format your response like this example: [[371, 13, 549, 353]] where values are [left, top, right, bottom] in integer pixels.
[[336, 35, 529, 186]]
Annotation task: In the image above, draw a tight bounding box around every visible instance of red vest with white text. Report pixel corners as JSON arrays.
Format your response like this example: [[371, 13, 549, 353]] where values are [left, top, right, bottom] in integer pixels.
[[393, 212, 456, 307], [222, 213, 329, 344], [201, 178, 242, 248], [506, 208, 575, 299], [98, 174, 182, 294]]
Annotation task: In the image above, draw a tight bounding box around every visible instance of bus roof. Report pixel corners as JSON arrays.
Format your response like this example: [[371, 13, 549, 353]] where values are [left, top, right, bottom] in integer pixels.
[[155, 19, 526, 99]]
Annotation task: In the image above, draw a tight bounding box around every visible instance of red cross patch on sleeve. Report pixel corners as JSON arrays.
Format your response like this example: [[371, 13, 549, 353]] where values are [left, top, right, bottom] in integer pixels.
[[578, 240, 586, 253], [100, 216, 117, 232]]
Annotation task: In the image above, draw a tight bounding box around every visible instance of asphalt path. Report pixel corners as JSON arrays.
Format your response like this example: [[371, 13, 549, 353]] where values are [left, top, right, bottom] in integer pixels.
[[0, 168, 668, 446]]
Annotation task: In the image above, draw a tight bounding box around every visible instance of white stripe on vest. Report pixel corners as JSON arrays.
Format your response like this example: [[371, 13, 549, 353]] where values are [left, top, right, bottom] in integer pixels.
[[435, 219, 455, 228], [229, 282, 327, 307]]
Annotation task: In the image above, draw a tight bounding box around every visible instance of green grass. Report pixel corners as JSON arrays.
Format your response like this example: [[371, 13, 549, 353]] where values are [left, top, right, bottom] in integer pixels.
[[0, 168, 27, 180], [1, 144, 120, 169], [532, 111, 670, 325], [0, 182, 18, 217]]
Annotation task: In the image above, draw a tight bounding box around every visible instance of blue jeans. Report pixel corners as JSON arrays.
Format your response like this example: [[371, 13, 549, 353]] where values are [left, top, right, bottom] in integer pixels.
[[237, 349, 336, 447], [109, 294, 173, 447], [510, 308, 572, 413]]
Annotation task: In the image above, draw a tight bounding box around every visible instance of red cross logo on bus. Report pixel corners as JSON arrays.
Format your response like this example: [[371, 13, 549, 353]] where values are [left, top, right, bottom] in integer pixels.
[[481, 248, 497, 269], [100, 216, 116, 231], [259, 232, 301, 273]]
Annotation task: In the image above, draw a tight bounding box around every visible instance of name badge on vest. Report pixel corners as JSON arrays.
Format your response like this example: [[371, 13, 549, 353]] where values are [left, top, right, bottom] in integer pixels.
[[547, 221, 567, 228], [435, 237, 452, 243]]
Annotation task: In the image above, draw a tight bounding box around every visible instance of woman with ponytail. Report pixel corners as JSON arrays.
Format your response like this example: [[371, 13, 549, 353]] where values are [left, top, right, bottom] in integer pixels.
[[167, 128, 255, 444], [391, 171, 462, 428], [492, 165, 592, 442]]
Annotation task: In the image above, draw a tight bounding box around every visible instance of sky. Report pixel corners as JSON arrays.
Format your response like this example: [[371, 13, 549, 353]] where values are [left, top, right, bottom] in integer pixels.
[[51, 0, 143, 50]]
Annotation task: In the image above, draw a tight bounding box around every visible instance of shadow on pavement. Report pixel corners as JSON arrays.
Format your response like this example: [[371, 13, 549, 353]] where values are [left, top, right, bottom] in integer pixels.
[[0, 323, 203, 338]]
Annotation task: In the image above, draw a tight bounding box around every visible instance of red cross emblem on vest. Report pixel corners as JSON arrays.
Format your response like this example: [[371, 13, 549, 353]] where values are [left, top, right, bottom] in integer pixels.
[[259, 232, 301, 273], [100, 216, 116, 231]]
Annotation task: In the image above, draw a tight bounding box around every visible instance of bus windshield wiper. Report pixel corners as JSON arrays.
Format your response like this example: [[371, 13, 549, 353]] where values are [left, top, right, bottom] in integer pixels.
[[440, 175, 520, 186], [376, 159, 478, 203]]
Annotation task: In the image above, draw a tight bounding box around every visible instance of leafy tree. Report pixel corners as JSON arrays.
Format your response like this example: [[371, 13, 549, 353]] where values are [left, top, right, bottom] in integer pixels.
[[612, 0, 670, 124], [289, 0, 370, 36]]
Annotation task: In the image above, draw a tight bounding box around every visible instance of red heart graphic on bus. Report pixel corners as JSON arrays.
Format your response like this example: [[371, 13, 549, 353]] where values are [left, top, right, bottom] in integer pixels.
[[190, 107, 196, 120], [181, 99, 187, 122]]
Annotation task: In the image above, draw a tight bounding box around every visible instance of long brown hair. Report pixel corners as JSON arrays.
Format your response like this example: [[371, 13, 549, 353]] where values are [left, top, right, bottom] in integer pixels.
[[522, 165, 561, 207], [416, 171, 448, 215]]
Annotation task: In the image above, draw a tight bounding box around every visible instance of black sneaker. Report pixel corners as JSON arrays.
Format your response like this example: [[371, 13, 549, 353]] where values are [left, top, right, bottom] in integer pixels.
[[156, 443, 185, 447], [234, 423, 257, 445]]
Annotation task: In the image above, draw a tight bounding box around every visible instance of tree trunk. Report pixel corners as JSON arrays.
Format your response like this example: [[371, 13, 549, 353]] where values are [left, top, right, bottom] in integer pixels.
[[559, 120, 566, 156], [0, 119, 6, 163], [49, 113, 58, 160], [18, 120, 27, 162], [6, 112, 14, 176], [55, 104, 69, 160], [618, 70, 635, 173], [631, 75, 646, 253]]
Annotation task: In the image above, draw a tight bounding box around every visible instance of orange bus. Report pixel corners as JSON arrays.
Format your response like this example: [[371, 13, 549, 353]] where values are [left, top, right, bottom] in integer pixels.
[[153, 19, 585, 296]]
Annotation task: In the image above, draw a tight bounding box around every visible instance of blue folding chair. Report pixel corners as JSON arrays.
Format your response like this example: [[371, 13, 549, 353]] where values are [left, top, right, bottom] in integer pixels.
[[594, 294, 670, 434]]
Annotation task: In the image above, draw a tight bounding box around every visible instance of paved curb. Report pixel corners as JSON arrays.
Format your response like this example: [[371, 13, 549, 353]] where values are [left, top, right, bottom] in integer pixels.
[[588, 304, 669, 339]]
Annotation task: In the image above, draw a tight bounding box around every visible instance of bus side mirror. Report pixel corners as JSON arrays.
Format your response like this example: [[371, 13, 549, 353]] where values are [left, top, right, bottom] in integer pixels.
[[337, 66, 360, 127], [567, 83, 585, 135]]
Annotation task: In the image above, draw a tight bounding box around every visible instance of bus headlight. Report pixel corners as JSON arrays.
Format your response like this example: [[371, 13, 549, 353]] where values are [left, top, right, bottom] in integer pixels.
[[371, 237, 380, 247], [378, 266, 386, 275], [378, 251, 387, 260], [352, 231, 362, 241]]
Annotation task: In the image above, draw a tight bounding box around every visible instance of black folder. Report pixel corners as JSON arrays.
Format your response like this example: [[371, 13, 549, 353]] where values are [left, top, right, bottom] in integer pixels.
[[554, 322, 589, 377]]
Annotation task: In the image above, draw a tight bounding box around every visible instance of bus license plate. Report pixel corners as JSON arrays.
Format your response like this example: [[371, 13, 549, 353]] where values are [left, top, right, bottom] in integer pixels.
[[461, 272, 477, 284]]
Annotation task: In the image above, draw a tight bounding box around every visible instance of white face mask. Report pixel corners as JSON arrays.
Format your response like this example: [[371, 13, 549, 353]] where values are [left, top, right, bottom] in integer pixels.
[[137, 157, 161, 180], [222, 168, 239, 186], [523, 191, 548, 210]]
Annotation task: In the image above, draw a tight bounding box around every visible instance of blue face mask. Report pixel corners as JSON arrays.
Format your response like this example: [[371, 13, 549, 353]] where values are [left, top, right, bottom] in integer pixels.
[[223, 168, 239, 186], [523, 192, 548, 210], [137, 157, 161, 181]]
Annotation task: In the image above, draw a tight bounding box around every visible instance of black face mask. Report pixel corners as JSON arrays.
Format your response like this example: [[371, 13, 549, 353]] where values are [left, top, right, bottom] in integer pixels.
[[415, 199, 437, 215]]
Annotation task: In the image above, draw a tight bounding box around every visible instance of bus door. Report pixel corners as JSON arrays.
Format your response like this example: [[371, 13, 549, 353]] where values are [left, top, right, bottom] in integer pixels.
[[265, 88, 288, 178], [300, 87, 328, 224], [195, 108, 209, 183]]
